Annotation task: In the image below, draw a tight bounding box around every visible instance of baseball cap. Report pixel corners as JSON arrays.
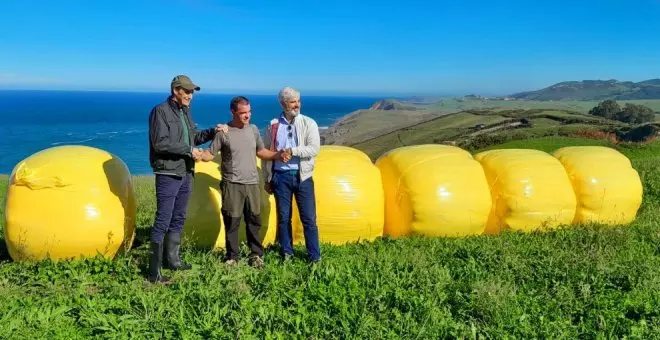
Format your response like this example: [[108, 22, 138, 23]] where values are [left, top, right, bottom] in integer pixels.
[[171, 75, 200, 91]]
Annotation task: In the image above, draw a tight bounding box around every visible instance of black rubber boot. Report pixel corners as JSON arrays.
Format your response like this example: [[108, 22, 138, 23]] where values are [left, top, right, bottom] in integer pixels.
[[164, 232, 192, 271], [148, 241, 170, 283]]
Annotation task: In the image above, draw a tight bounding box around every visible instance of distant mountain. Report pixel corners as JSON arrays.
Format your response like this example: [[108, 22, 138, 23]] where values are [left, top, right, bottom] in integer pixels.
[[638, 79, 660, 86], [509, 79, 660, 101], [368, 99, 418, 110]]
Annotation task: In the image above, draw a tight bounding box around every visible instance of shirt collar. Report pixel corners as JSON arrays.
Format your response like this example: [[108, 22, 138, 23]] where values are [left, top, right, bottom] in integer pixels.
[[168, 95, 188, 113], [279, 112, 296, 125]]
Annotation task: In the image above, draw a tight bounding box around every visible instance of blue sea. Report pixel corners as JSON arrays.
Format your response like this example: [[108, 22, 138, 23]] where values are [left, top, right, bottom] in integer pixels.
[[0, 90, 381, 175]]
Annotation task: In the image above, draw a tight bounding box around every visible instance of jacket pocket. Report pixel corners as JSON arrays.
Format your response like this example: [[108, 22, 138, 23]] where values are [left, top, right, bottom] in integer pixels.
[[301, 159, 314, 173], [154, 157, 166, 170], [166, 118, 182, 141]]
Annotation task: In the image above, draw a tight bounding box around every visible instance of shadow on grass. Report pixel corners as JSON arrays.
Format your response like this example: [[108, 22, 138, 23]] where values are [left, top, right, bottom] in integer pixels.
[[132, 228, 149, 249], [0, 237, 10, 262], [119, 156, 284, 276]]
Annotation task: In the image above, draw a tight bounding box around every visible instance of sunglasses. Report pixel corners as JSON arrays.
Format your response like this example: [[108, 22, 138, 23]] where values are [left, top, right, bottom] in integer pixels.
[[287, 125, 293, 138]]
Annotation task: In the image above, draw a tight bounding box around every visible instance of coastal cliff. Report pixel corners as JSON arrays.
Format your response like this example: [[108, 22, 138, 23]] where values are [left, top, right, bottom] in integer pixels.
[[321, 99, 437, 145]]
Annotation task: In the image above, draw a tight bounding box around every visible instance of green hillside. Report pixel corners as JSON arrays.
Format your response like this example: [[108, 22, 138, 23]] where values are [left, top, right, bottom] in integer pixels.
[[423, 98, 660, 113], [321, 98, 660, 147], [510, 79, 660, 101], [349, 107, 634, 160]]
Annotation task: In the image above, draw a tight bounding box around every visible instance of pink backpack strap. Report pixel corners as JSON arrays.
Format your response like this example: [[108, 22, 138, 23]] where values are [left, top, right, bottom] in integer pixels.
[[269, 119, 279, 152]]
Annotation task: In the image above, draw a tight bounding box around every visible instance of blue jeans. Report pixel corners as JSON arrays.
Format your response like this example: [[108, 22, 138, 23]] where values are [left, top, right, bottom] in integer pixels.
[[150, 173, 193, 243], [271, 171, 321, 261]]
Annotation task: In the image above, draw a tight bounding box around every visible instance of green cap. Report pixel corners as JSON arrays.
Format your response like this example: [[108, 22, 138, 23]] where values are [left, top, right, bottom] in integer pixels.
[[171, 75, 200, 91]]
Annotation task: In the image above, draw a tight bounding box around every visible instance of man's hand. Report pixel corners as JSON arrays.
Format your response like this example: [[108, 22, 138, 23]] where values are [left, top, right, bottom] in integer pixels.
[[257, 148, 290, 162], [215, 124, 228, 133], [264, 182, 273, 194], [198, 149, 217, 162], [192, 148, 203, 161], [278, 149, 292, 163]]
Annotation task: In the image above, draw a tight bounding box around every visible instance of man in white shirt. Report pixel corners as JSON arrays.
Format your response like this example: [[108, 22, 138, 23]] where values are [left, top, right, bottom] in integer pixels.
[[262, 87, 322, 263]]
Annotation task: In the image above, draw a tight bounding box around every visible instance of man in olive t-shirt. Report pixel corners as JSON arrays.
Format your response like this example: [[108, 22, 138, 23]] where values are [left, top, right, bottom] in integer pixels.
[[200, 96, 290, 267]]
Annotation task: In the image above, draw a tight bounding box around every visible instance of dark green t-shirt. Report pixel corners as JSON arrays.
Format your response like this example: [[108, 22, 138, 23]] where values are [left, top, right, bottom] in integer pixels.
[[178, 109, 190, 146], [209, 123, 265, 185]]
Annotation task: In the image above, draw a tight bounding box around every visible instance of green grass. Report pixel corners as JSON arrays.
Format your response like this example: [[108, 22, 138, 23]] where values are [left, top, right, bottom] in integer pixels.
[[322, 108, 441, 145], [351, 111, 512, 159], [427, 98, 660, 113], [324, 99, 660, 149], [477, 136, 615, 153], [350, 107, 625, 160], [2, 139, 660, 338], [0, 176, 6, 233]]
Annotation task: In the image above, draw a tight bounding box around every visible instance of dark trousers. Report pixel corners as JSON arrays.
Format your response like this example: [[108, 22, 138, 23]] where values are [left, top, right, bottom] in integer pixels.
[[220, 181, 263, 260], [151, 173, 193, 244], [271, 171, 321, 261]]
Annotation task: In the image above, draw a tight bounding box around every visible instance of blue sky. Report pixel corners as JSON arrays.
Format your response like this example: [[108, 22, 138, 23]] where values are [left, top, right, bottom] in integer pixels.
[[1, 0, 659, 96]]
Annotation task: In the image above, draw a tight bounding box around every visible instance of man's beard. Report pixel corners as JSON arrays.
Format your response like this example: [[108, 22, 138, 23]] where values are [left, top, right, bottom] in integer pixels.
[[285, 109, 300, 117]]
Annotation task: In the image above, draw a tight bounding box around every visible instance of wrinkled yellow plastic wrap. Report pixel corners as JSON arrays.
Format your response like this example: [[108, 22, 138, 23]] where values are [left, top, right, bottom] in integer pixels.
[[289, 146, 384, 245], [375, 144, 492, 237], [4, 145, 136, 261], [182, 154, 277, 250], [475, 149, 577, 233], [553, 146, 642, 225]]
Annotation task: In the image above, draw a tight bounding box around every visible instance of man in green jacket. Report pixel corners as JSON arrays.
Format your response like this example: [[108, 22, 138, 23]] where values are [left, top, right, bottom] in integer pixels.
[[147, 75, 227, 283]]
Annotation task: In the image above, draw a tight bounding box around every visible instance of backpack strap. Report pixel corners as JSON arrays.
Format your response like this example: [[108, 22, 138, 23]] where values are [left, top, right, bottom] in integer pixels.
[[269, 119, 279, 152]]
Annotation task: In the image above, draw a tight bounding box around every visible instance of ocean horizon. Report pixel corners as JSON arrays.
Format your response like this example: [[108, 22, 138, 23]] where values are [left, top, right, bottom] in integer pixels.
[[0, 90, 382, 175]]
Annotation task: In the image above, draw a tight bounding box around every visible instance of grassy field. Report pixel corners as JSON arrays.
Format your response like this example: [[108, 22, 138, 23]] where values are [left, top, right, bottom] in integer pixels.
[[423, 98, 660, 113], [350, 108, 626, 160], [322, 99, 660, 147], [1, 138, 660, 338]]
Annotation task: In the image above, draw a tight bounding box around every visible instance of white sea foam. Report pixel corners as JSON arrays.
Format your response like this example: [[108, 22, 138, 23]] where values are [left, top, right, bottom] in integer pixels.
[[51, 138, 96, 146]]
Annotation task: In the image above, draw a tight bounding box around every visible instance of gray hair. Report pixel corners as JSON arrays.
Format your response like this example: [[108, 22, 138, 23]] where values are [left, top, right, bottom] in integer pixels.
[[278, 86, 300, 103]]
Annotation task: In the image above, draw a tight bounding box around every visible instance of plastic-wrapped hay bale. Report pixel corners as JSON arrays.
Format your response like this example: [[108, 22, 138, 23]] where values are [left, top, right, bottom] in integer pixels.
[[181, 157, 224, 250], [182, 154, 277, 250], [4, 145, 136, 261], [375, 144, 492, 237], [552, 146, 642, 225], [290, 145, 384, 245], [474, 149, 577, 233]]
